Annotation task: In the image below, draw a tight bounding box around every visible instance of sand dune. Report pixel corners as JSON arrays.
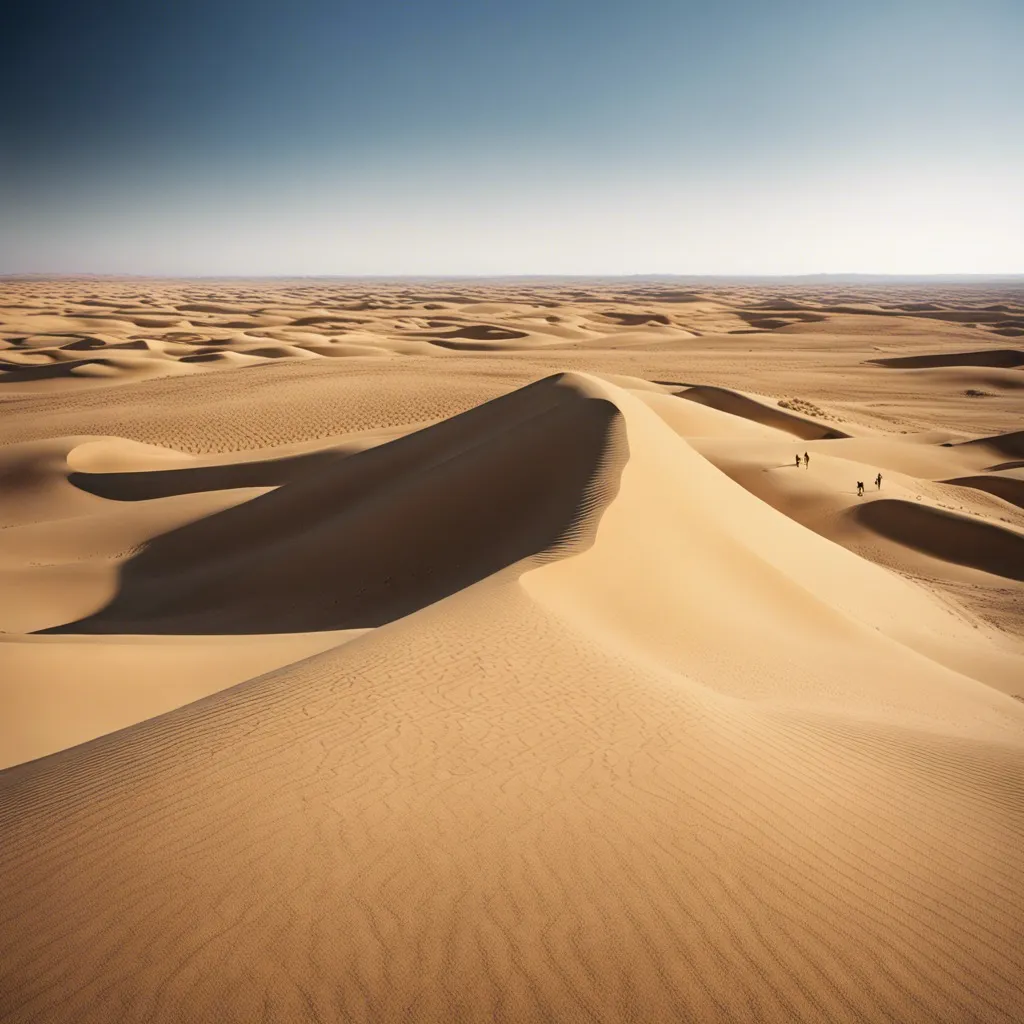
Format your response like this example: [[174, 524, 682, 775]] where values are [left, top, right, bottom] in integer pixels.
[[851, 498, 1024, 581], [50, 375, 623, 633], [945, 473, 1024, 510], [688, 429, 1024, 650], [676, 384, 848, 439], [955, 429, 1024, 461], [1, 280, 1023, 1024], [633, 389, 790, 440]]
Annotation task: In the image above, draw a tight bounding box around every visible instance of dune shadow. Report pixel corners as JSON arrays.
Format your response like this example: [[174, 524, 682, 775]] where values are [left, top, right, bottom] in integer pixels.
[[676, 385, 848, 441], [0, 358, 114, 383], [178, 352, 227, 363], [944, 475, 1024, 511], [601, 311, 671, 326], [869, 349, 1024, 369], [735, 310, 827, 329], [47, 375, 627, 635], [69, 449, 350, 501], [413, 324, 529, 342], [955, 431, 1024, 460], [851, 499, 1024, 581], [61, 338, 151, 352]]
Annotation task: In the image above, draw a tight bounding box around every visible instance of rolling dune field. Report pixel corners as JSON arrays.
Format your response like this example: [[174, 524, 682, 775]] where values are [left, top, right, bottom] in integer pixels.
[[1, 278, 1023, 1023]]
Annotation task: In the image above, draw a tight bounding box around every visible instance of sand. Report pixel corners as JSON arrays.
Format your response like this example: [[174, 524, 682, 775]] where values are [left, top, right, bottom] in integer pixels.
[[1, 278, 1023, 1022]]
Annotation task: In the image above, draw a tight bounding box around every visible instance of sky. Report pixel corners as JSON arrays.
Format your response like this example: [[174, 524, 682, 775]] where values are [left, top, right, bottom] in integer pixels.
[[2, 0, 1021, 275]]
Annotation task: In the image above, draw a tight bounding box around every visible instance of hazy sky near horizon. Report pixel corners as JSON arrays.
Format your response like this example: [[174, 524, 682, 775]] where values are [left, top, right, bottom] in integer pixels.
[[2, 0, 1022, 275]]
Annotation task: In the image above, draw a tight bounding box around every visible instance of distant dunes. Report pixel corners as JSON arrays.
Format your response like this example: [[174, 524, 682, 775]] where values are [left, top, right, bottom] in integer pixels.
[[4, 282, 1023, 390]]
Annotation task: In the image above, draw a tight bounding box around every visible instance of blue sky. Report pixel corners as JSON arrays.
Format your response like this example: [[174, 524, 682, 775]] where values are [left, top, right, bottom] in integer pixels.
[[2, 0, 1021, 274]]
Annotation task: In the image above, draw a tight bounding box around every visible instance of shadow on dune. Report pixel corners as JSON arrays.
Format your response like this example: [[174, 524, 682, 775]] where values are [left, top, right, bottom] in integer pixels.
[[869, 349, 1024, 369], [851, 499, 1024, 582], [47, 374, 627, 635], [175, 303, 257, 315], [954, 431, 1024, 461], [70, 450, 350, 501], [0, 358, 116, 383], [414, 324, 529, 342], [944, 475, 1024, 511], [61, 338, 151, 352], [675, 385, 848, 441], [735, 310, 828, 329], [289, 315, 369, 327], [424, 339, 525, 351], [601, 311, 671, 326], [178, 352, 229, 363]]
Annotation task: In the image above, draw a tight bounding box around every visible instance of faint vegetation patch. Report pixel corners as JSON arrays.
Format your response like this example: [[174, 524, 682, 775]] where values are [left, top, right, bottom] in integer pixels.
[[779, 397, 828, 418]]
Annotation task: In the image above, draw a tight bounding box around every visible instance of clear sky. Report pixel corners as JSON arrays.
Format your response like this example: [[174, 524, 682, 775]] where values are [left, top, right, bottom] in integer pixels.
[[2, 0, 1021, 275]]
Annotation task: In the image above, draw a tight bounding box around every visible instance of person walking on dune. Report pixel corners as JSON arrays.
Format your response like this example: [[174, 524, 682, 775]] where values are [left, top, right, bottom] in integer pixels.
[[804, 451, 810, 468], [857, 481, 864, 496], [875, 472, 882, 490], [795, 454, 801, 468]]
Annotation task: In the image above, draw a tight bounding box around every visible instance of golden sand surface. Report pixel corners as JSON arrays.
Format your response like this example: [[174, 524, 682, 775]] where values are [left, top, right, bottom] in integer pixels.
[[1, 278, 1022, 1022]]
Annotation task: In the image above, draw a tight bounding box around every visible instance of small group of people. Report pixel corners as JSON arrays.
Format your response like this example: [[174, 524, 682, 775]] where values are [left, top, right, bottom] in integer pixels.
[[796, 451, 881, 496], [856, 474, 882, 497]]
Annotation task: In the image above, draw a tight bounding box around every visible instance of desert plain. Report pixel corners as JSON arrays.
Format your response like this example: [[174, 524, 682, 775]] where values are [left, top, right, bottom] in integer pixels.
[[0, 276, 1022, 1022]]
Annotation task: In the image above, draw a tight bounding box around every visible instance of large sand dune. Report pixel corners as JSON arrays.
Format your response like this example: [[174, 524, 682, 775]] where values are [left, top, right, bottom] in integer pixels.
[[1, 279, 1023, 1023]]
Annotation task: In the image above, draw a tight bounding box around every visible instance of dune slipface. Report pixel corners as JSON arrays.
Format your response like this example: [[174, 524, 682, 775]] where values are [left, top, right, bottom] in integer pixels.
[[49, 374, 625, 633], [1, 281, 1023, 1024]]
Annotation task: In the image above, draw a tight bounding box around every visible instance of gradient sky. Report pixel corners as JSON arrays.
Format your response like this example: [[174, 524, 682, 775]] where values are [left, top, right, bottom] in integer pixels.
[[2, 0, 1021, 274]]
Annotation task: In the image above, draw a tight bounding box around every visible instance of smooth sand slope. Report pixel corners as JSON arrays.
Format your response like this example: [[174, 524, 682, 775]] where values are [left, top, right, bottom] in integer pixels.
[[1, 280, 1023, 1023]]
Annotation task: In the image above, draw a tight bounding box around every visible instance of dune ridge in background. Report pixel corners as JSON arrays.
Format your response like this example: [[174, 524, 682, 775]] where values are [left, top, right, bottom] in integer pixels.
[[1, 279, 1023, 1023]]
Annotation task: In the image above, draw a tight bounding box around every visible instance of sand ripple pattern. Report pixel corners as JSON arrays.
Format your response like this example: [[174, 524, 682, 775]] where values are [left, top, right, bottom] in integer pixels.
[[2, 584, 1023, 1023]]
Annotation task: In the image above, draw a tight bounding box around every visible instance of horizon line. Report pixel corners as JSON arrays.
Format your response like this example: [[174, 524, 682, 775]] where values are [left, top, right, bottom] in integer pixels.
[[4, 272, 1024, 283]]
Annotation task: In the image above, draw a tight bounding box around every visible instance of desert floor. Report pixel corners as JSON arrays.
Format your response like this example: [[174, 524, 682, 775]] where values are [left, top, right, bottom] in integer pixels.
[[1, 277, 1022, 1022]]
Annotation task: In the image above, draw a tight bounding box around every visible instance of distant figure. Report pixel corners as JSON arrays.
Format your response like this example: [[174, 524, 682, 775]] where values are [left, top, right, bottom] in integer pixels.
[[795, 454, 801, 468], [857, 481, 864, 496], [803, 452, 810, 468], [875, 472, 882, 490]]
